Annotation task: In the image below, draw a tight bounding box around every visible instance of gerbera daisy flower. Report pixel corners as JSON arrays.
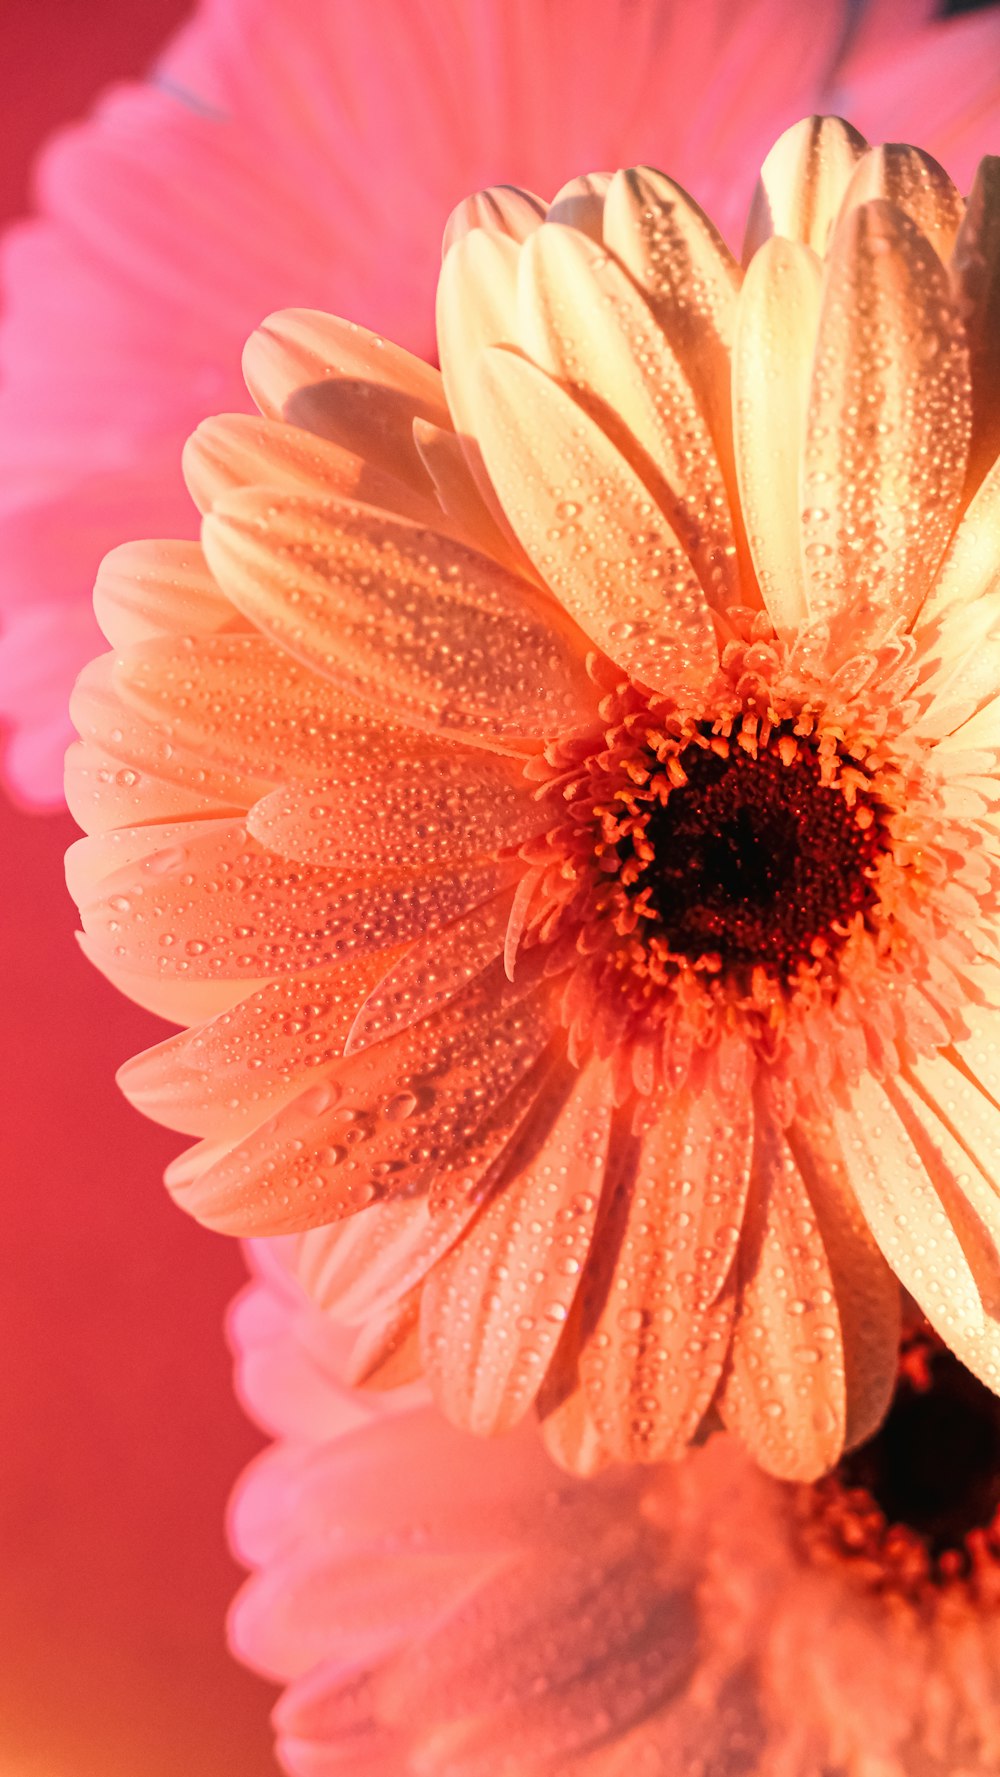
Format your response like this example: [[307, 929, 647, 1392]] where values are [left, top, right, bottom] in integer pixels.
[[6, 0, 1000, 805], [68, 118, 1000, 1481], [230, 1246, 1000, 1777]]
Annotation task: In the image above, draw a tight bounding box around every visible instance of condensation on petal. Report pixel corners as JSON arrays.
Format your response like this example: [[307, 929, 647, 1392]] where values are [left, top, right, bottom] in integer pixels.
[[79, 815, 519, 983], [733, 236, 821, 637], [93, 539, 243, 650], [801, 199, 970, 659], [202, 488, 595, 744], [436, 220, 531, 556], [952, 155, 1000, 493], [719, 1110, 848, 1482], [169, 962, 555, 1235], [603, 166, 740, 480], [742, 116, 868, 261], [577, 1081, 752, 1465], [517, 221, 739, 609], [117, 952, 402, 1139], [114, 633, 387, 786], [841, 143, 964, 265], [412, 418, 528, 575], [786, 1114, 900, 1452], [69, 652, 260, 830], [345, 888, 513, 1056], [472, 348, 718, 689], [74, 929, 263, 1025], [421, 1059, 613, 1435], [65, 737, 239, 835], [183, 412, 445, 526], [246, 747, 546, 871]]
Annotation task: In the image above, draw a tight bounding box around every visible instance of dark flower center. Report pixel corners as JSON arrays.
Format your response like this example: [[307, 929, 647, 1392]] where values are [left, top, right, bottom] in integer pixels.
[[798, 1331, 1000, 1600], [841, 1340, 1000, 1560], [638, 728, 882, 974]]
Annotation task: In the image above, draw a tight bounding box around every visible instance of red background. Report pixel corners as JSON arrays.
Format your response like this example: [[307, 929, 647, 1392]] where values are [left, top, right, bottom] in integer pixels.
[[1, 4, 278, 1772]]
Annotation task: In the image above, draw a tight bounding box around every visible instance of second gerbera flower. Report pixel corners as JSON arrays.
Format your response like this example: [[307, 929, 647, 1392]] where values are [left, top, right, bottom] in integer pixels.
[[69, 117, 1000, 1482]]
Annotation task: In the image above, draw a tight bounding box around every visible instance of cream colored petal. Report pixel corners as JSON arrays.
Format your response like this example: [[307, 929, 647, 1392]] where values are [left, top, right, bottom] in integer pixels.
[[911, 591, 1000, 741], [733, 237, 821, 636], [421, 1060, 612, 1435], [436, 222, 537, 570], [342, 1292, 423, 1390], [786, 1115, 900, 1452], [203, 488, 594, 744], [841, 144, 964, 265], [918, 450, 1000, 632], [578, 1079, 753, 1465], [834, 1071, 1000, 1398], [168, 962, 555, 1235], [66, 816, 228, 906], [244, 307, 447, 426], [742, 116, 868, 261], [471, 348, 718, 688], [411, 417, 530, 575], [604, 167, 740, 476], [117, 953, 403, 1139], [93, 539, 242, 650], [243, 308, 446, 497], [114, 633, 378, 785], [441, 185, 545, 254], [719, 1110, 849, 1482], [537, 1377, 611, 1477], [246, 749, 546, 871], [437, 227, 521, 433], [65, 739, 238, 835], [183, 413, 445, 526], [546, 171, 613, 239], [345, 888, 513, 1056], [952, 156, 1000, 493], [67, 654, 253, 833], [801, 200, 970, 656], [904, 1050, 1000, 1205], [74, 930, 262, 1026], [294, 1191, 481, 1324], [517, 222, 738, 608], [950, 992, 1000, 1106], [83, 831, 516, 988]]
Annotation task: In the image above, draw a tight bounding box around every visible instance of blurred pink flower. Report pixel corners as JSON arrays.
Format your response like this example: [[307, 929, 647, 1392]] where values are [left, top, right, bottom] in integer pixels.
[[3, 0, 1000, 805], [231, 1245, 1000, 1777]]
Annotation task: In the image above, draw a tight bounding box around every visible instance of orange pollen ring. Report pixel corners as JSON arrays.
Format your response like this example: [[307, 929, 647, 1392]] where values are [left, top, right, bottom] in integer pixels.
[[524, 700, 894, 1015]]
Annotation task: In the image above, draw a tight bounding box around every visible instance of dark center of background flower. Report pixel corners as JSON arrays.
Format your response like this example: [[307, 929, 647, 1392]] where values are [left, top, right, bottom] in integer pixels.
[[634, 728, 882, 976], [796, 1329, 1000, 1602]]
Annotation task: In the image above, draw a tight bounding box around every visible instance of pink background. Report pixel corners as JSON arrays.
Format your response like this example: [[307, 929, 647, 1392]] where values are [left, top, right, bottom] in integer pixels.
[[0, 4, 278, 1771]]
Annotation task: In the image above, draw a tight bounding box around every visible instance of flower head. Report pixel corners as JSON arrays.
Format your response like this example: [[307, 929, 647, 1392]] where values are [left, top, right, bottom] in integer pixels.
[[70, 118, 1000, 1481], [7, 0, 1000, 804], [230, 1248, 1000, 1777]]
